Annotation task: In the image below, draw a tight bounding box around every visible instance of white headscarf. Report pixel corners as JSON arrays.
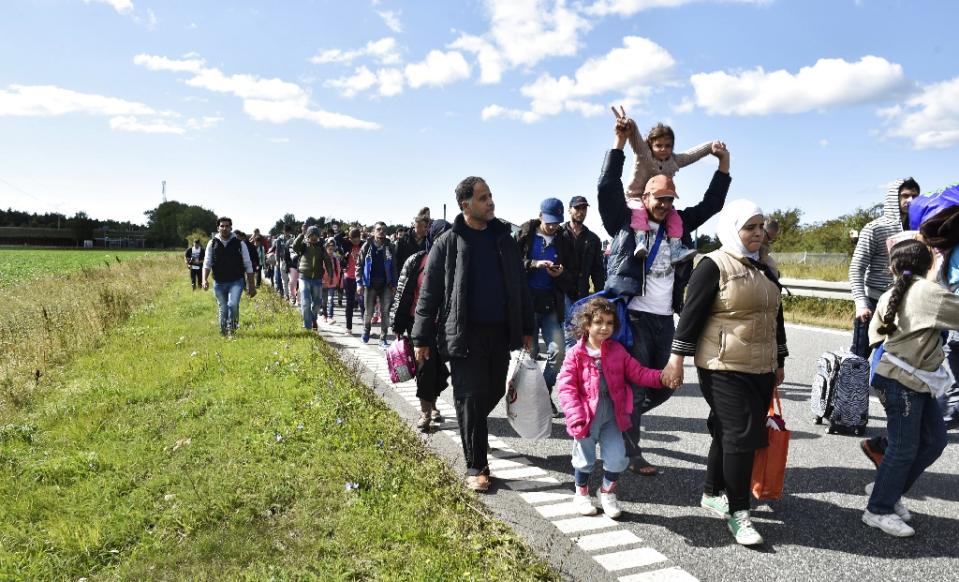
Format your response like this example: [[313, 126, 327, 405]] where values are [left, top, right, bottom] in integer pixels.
[[717, 199, 764, 260]]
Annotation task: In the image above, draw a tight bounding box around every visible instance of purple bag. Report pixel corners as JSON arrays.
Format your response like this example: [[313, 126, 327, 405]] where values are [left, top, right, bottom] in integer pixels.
[[386, 336, 417, 383]]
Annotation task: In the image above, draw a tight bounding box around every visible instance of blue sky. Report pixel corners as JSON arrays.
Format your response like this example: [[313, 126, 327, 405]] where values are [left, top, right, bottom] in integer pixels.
[[1, 0, 957, 238]]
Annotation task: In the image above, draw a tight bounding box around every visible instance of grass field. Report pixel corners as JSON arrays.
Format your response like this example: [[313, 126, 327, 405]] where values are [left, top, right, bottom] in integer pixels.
[[777, 261, 850, 282], [0, 248, 168, 290], [0, 261, 556, 580]]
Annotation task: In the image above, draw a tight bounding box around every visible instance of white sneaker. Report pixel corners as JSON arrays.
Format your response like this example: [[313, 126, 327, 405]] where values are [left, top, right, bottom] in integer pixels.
[[727, 510, 763, 546], [598, 486, 622, 519], [862, 510, 915, 537], [572, 486, 597, 516], [864, 482, 912, 522]]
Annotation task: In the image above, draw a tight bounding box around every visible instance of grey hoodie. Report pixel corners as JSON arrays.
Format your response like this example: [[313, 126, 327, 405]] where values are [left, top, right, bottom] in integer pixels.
[[848, 179, 905, 309]]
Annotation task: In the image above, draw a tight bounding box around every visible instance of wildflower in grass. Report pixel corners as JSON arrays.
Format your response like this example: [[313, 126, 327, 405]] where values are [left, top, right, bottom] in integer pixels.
[[345, 481, 359, 491]]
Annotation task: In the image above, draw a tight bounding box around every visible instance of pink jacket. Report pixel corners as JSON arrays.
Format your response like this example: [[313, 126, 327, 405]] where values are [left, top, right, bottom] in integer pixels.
[[322, 259, 342, 288], [557, 336, 664, 439]]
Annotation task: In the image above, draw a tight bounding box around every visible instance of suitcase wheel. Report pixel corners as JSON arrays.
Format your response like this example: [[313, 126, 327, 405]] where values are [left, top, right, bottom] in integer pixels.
[[813, 416, 823, 425]]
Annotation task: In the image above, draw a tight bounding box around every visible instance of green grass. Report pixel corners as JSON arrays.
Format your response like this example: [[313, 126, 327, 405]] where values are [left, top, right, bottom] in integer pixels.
[[777, 261, 850, 282], [0, 282, 557, 581], [0, 248, 168, 290], [782, 295, 854, 330]]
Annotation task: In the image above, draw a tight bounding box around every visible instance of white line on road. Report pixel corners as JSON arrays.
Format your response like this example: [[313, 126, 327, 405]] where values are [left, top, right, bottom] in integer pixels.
[[576, 530, 643, 552], [595, 548, 669, 571], [619, 566, 700, 582]]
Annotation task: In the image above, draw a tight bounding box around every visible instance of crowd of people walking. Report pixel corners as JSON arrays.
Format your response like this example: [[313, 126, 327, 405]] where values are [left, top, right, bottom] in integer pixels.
[[191, 109, 959, 546]]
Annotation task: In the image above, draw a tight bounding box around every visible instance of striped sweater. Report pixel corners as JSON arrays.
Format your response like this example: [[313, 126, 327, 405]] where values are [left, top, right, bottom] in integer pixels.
[[848, 179, 905, 309]]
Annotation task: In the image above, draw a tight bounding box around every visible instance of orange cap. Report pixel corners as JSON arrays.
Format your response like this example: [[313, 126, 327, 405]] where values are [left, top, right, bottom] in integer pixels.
[[644, 175, 678, 199]]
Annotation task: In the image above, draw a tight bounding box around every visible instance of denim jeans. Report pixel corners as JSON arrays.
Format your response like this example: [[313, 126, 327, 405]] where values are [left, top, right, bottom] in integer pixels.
[[363, 285, 393, 337], [299, 276, 323, 329], [572, 390, 628, 475], [529, 310, 565, 391], [938, 332, 959, 424], [274, 266, 289, 298], [324, 287, 337, 318], [850, 296, 878, 358], [623, 310, 675, 458], [213, 279, 244, 335], [867, 374, 947, 515]]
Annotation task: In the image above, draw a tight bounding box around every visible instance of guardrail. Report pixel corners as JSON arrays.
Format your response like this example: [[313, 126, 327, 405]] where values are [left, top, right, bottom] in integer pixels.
[[779, 278, 852, 301]]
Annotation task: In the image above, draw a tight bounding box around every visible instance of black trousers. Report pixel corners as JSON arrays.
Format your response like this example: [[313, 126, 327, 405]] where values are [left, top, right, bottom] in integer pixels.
[[699, 367, 774, 514], [416, 339, 450, 402], [449, 324, 510, 475], [190, 268, 202, 288]]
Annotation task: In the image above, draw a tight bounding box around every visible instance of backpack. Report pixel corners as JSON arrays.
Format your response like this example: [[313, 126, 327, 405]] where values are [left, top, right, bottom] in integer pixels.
[[809, 350, 869, 435], [564, 290, 633, 349]]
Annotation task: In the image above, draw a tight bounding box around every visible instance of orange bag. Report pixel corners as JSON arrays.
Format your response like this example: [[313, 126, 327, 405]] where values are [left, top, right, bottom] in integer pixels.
[[751, 387, 790, 500]]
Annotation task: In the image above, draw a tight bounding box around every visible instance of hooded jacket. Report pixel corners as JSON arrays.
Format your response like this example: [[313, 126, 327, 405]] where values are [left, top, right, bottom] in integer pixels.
[[559, 221, 606, 301], [848, 180, 906, 309], [411, 214, 534, 358], [598, 149, 730, 311], [391, 250, 428, 336], [557, 336, 663, 439], [357, 238, 397, 288], [291, 234, 333, 280]]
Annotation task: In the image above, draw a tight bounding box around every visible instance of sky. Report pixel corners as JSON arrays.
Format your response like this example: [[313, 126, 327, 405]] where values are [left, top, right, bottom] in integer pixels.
[[1, 0, 957, 239]]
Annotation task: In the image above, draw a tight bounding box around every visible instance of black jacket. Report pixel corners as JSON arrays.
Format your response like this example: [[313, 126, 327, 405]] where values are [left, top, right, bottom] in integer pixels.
[[394, 232, 429, 283], [516, 218, 575, 323], [598, 148, 729, 313], [184, 245, 205, 267], [411, 214, 534, 358], [558, 222, 605, 301], [391, 250, 428, 336]]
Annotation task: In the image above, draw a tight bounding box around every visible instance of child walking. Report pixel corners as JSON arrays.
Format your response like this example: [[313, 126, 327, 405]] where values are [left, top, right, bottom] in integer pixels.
[[322, 238, 343, 323], [618, 106, 723, 264], [864, 239, 959, 537], [557, 297, 671, 518]]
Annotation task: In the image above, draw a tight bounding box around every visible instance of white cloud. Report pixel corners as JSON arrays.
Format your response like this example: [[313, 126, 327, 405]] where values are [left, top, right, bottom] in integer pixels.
[[146, 8, 158, 28], [377, 10, 403, 33], [83, 0, 133, 15], [689, 55, 909, 116], [376, 68, 405, 96], [326, 67, 378, 97], [134, 53, 381, 130], [269, 137, 290, 143], [405, 51, 471, 88], [109, 116, 184, 134], [483, 36, 674, 123], [450, 0, 590, 84], [310, 37, 401, 66], [882, 75, 959, 149], [585, 0, 770, 17], [0, 84, 157, 117], [185, 116, 224, 130], [819, 138, 830, 147]]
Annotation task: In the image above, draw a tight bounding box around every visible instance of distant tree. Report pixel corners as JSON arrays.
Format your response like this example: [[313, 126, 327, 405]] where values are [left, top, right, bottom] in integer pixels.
[[184, 228, 210, 249], [270, 213, 299, 236], [68, 211, 95, 242], [144, 201, 217, 247], [694, 234, 720, 252]]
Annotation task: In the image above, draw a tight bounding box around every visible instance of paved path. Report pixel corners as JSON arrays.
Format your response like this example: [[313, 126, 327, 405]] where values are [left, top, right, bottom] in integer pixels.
[[317, 317, 959, 582]]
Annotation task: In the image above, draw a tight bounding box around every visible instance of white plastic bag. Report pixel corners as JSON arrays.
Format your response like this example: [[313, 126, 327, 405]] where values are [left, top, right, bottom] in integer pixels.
[[505, 351, 553, 440]]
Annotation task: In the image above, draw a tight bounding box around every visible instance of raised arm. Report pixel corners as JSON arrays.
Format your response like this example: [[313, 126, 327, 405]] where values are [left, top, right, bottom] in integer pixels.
[[674, 140, 715, 169], [678, 145, 731, 233], [598, 109, 633, 238]]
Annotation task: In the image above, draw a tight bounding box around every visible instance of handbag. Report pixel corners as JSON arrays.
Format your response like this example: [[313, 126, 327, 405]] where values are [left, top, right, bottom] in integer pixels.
[[505, 351, 553, 440], [751, 387, 790, 500], [385, 336, 417, 383]]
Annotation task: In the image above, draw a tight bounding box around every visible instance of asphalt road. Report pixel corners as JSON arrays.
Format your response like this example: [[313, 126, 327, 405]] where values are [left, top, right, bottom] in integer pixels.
[[320, 320, 959, 582]]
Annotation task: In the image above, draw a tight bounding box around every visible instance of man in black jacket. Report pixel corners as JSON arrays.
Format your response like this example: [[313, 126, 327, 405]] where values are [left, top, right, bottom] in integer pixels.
[[516, 198, 575, 416], [600, 112, 730, 475], [560, 195, 606, 304], [394, 212, 430, 281], [412, 176, 534, 493]]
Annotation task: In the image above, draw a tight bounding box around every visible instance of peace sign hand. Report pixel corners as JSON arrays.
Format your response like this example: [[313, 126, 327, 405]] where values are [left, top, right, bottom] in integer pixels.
[[611, 105, 633, 148]]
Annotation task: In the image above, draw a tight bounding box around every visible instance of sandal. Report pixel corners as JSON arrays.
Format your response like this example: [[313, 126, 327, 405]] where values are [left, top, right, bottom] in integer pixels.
[[628, 456, 659, 477]]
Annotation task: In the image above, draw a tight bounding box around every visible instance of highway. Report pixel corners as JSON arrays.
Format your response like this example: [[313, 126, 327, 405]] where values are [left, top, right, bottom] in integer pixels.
[[322, 320, 959, 582]]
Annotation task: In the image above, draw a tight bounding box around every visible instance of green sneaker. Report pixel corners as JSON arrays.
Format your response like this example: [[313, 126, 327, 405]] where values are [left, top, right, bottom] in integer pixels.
[[727, 510, 763, 546], [700, 493, 729, 518]]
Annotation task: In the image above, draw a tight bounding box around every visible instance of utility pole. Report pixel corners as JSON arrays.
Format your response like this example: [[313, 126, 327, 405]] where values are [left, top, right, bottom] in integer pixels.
[[161, 180, 167, 203]]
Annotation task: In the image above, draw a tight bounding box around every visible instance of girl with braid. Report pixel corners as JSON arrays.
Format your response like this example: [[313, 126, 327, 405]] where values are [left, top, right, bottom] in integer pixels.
[[863, 239, 959, 538]]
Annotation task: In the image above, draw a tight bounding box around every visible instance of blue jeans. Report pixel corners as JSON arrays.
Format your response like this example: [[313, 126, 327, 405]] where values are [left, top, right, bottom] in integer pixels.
[[867, 374, 947, 515], [530, 310, 565, 391], [299, 277, 323, 329], [213, 279, 244, 335], [325, 287, 337, 318], [623, 310, 675, 458], [572, 392, 628, 475]]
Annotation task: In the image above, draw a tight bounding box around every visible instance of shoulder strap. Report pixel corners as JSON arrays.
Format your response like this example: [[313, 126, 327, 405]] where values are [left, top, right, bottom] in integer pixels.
[[644, 225, 666, 274]]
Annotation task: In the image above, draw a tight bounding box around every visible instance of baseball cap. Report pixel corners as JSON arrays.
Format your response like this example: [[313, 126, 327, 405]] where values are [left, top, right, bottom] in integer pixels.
[[569, 195, 589, 208], [644, 175, 678, 199], [539, 197, 564, 224]]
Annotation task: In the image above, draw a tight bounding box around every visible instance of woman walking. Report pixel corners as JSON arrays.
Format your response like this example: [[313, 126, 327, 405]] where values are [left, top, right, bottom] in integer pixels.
[[661, 199, 787, 546]]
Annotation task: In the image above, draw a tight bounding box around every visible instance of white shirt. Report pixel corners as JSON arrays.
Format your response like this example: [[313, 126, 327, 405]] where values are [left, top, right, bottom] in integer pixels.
[[627, 220, 674, 316]]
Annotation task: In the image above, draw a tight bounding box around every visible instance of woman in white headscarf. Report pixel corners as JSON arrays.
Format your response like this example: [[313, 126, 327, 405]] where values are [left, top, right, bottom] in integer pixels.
[[661, 199, 787, 546]]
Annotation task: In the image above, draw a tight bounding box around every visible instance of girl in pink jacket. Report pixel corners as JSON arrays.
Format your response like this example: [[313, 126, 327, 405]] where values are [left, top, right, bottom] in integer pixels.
[[557, 297, 668, 518]]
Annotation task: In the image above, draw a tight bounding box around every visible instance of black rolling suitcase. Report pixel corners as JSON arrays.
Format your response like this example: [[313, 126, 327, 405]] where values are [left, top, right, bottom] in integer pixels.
[[810, 350, 870, 435]]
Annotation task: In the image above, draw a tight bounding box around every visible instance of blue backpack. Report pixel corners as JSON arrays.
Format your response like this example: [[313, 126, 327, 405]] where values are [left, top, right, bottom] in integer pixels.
[[564, 290, 633, 349]]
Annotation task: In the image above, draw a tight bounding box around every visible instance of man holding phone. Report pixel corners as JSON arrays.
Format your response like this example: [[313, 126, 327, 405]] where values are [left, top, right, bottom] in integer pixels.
[[516, 197, 575, 416]]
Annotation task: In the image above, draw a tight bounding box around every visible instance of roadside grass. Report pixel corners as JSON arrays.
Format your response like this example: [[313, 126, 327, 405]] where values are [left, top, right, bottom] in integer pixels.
[[0, 283, 557, 581], [777, 261, 849, 282], [0, 248, 168, 290], [782, 295, 854, 330], [0, 254, 181, 412]]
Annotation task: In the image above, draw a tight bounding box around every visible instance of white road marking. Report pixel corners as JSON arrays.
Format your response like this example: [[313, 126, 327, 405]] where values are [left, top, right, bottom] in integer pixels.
[[491, 466, 548, 480], [595, 548, 668, 571], [519, 491, 575, 505], [535, 502, 585, 518], [575, 530, 642, 552], [553, 515, 620, 534]]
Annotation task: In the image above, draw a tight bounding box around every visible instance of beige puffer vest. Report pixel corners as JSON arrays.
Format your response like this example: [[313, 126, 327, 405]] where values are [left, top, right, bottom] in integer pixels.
[[694, 249, 781, 373]]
